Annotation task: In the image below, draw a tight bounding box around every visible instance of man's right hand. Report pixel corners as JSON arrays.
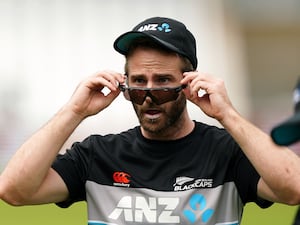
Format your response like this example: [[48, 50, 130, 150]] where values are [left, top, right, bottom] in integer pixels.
[[0, 71, 125, 206], [67, 71, 125, 119]]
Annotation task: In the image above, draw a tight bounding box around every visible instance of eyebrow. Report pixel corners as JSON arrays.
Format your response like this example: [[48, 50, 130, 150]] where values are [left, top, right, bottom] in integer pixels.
[[129, 73, 176, 79]]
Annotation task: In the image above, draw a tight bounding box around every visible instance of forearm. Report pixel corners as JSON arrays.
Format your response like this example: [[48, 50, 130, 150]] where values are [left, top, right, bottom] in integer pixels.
[[0, 105, 83, 203], [183, 71, 300, 203], [221, 108, 300, 203], [0, 72, 123, 205]]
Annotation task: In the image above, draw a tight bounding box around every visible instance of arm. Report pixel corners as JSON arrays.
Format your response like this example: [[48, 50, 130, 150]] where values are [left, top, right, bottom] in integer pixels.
[[181, 71, 300, 205], [0, 71, 125, 206]]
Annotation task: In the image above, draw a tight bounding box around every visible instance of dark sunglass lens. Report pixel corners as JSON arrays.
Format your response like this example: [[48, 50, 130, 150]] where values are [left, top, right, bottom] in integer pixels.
[[123, 85, 185, 105], [150, 89, 179, 105], [128, 89, 147, 105]]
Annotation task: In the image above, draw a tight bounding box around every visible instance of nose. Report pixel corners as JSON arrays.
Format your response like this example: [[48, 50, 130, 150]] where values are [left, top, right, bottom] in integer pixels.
[[146, 81, 155, 89], [144, 95, 153, 104], [142, 82, 155, 105], [143, 88, 154, 104]]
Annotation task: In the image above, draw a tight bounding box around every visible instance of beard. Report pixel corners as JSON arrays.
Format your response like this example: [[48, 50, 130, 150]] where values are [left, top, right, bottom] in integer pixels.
[[132, 92, 187, 135]]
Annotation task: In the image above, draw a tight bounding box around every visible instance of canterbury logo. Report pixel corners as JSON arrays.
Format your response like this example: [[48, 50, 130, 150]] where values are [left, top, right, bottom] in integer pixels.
[[113, 172, 131, 184]]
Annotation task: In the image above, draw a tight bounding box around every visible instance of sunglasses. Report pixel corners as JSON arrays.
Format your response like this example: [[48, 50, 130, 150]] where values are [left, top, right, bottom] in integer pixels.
[[119, 84, 187, 105]]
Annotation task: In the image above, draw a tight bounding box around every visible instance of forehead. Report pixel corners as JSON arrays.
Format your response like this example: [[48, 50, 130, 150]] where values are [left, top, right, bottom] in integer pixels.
[[126, 47, 182, 75]]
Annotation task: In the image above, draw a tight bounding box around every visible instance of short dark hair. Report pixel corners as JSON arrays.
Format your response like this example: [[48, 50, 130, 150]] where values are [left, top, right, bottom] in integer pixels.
[[124, 37, 194, 75]]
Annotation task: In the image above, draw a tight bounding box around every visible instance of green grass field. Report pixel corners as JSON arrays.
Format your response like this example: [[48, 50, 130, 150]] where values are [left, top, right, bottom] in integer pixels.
[[0, 201, 298, 225]]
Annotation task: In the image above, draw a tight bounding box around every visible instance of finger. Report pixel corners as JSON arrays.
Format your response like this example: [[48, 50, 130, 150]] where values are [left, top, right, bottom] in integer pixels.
[[99, 71, 125, 89], [181, 71, 199, 84], [90, 71, 125, 91], [183, 72, 219, 95], [182, 75, 208, 98]]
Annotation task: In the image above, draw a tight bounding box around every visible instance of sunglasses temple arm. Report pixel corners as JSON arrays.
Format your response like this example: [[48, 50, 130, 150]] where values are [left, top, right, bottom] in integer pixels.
[[118, 84, 126, 92]]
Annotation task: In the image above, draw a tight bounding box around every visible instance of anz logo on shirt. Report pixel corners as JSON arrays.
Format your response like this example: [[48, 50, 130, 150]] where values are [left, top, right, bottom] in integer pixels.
[[93, 194, 215, 224]]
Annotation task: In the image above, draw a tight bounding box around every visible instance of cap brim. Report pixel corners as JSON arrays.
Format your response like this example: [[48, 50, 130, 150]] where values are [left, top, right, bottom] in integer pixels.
[[114, 31, 147, 55], [271, 112, 300, 145], [113, 31, 183, 57]]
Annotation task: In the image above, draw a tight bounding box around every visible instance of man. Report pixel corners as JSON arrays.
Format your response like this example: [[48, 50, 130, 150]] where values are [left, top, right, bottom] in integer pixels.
[[271, 79, 300, 225], [1, 17, 300, 225]]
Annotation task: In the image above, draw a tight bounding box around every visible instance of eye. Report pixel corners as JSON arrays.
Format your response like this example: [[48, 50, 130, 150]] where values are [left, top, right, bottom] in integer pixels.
[[157, 77, 171, 84], [135, 78, 146, 83], [130, 77, 147, 86]]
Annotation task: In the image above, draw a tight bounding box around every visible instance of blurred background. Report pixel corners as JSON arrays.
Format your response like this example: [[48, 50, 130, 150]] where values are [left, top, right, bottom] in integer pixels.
[[0, 0, 300, 224]]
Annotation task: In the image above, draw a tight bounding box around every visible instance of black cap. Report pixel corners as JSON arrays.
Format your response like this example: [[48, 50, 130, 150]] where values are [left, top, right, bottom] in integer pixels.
[[113, 17, 197, 69], [271, 78, 300, 145]]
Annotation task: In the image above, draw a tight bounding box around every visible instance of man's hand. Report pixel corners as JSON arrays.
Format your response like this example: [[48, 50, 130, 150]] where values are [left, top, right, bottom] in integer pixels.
[[67, 71, 125, 119], [181, 71, 235, 122], [0, 70, 126, 206]]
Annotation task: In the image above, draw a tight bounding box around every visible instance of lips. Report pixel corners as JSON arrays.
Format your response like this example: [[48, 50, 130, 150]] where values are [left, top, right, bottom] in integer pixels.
[[144, 108, 162, 120], [146, 110, 161, 115]]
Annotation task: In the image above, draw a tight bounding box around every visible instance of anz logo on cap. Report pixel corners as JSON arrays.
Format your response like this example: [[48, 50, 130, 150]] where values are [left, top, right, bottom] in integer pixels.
[[138, 23, 172, 33]]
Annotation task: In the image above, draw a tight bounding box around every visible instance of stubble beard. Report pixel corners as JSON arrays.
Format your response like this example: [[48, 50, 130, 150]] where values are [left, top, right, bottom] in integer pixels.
[[133, 93, 187, 136]]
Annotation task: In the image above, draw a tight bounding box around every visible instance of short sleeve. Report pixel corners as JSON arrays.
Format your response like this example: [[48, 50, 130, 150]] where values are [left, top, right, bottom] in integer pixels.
[[233, 151, 273, 208], [52, 137, 93, 207]]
